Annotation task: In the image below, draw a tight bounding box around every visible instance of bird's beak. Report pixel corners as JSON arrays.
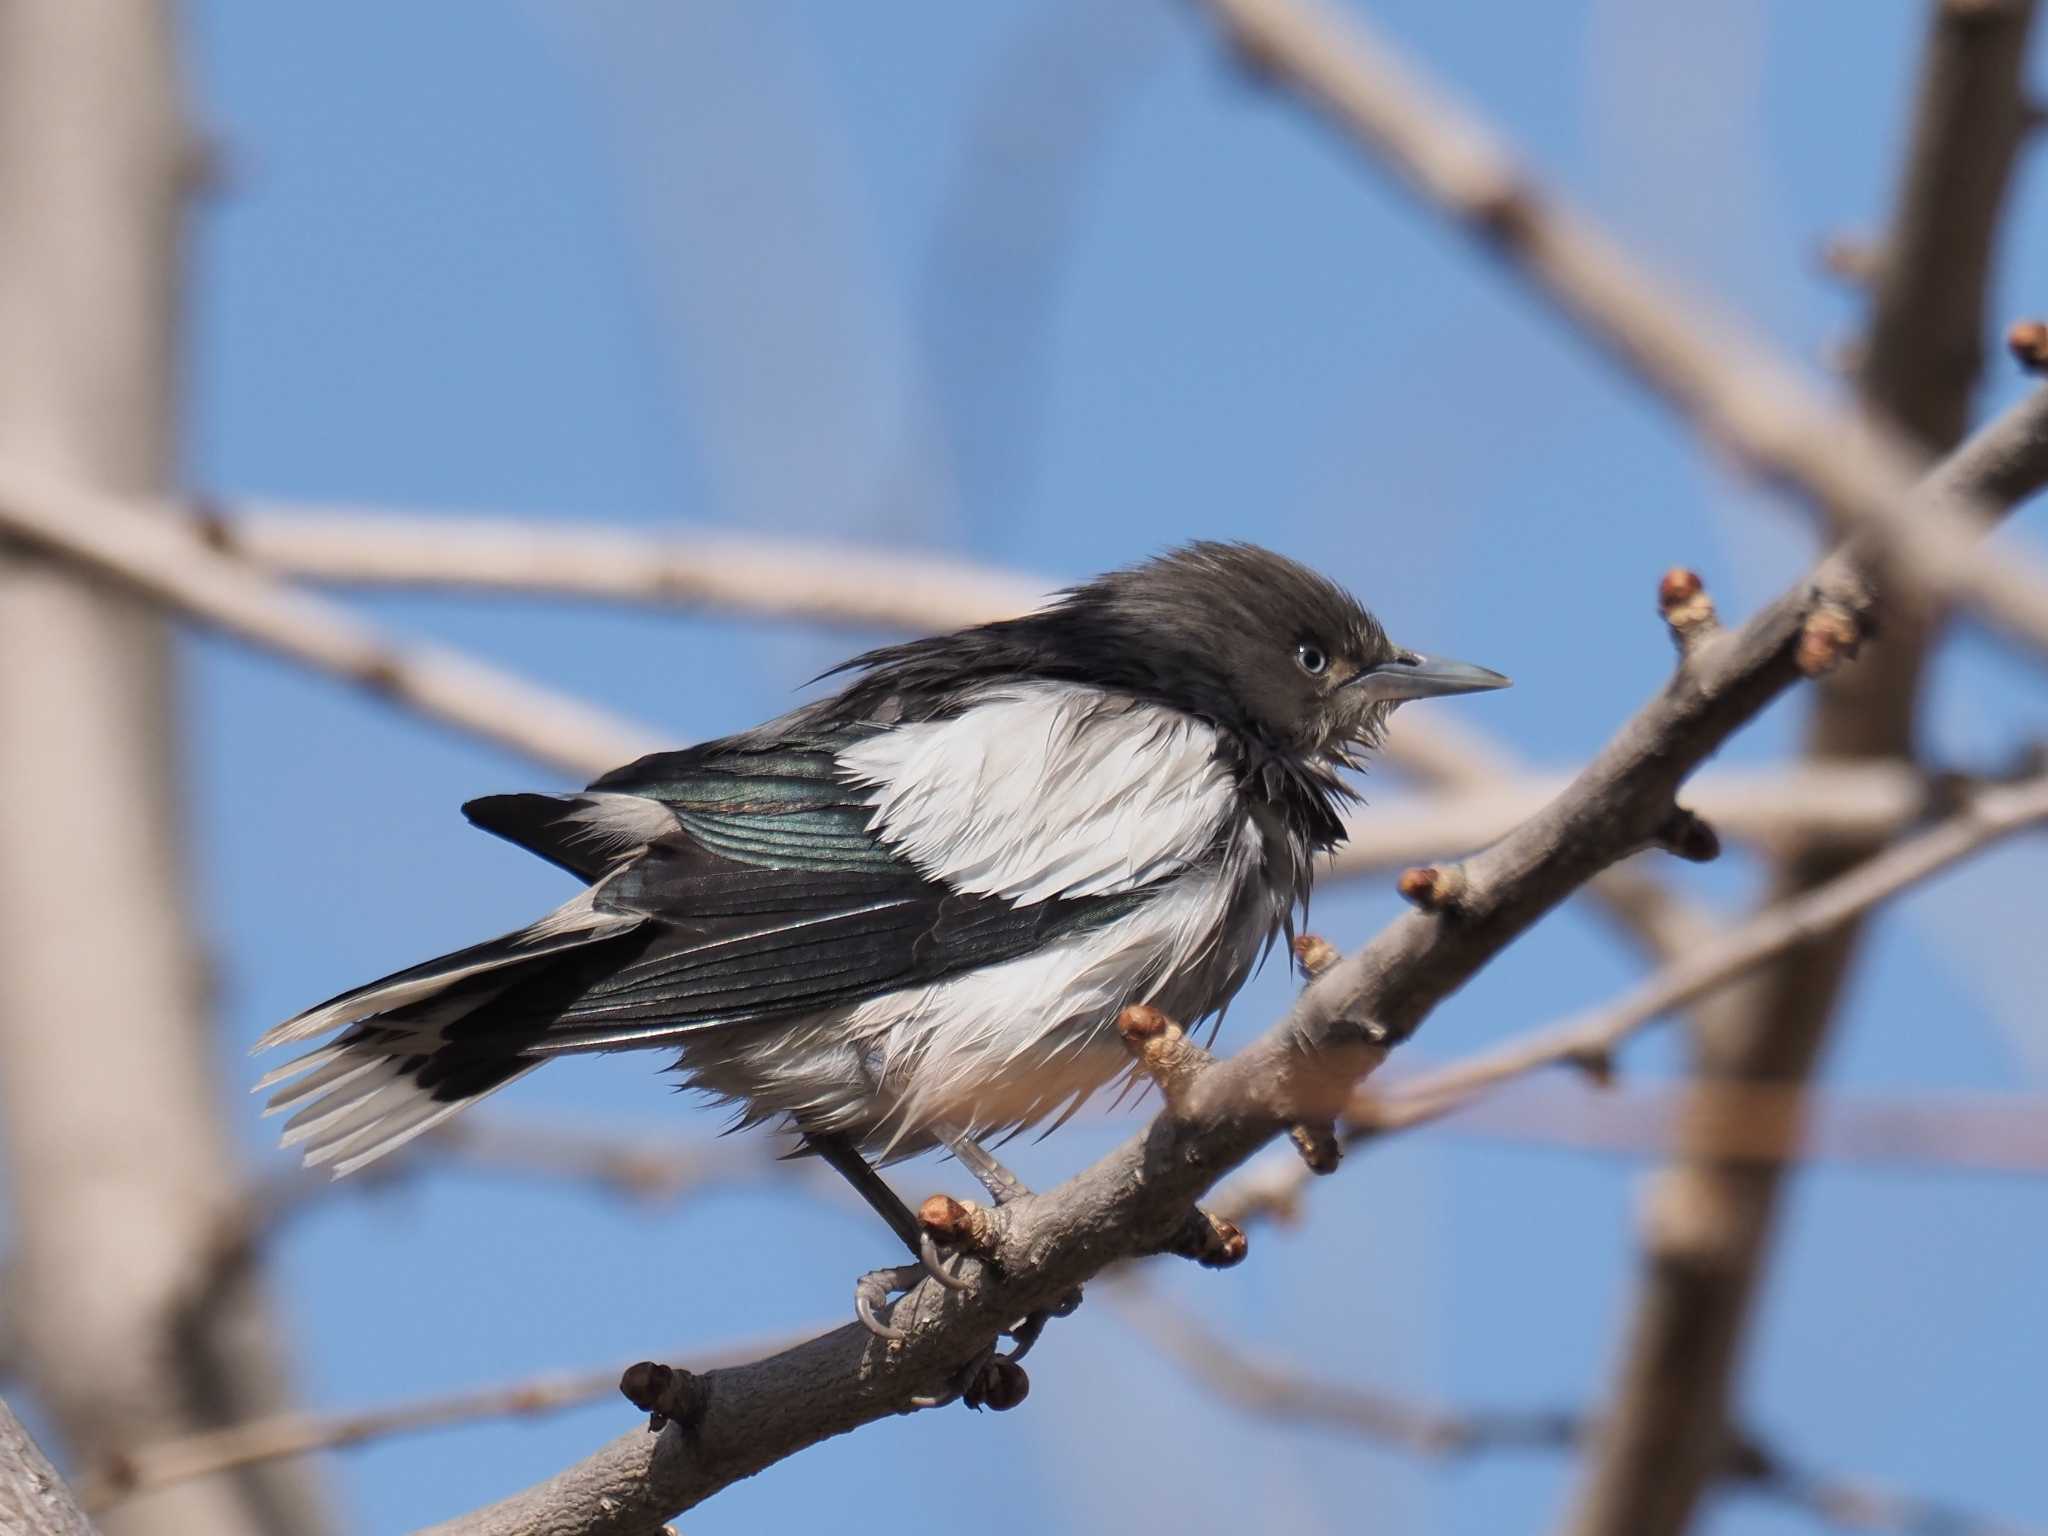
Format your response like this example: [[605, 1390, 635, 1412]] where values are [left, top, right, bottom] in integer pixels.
[[1345, 650, 1512, 705]]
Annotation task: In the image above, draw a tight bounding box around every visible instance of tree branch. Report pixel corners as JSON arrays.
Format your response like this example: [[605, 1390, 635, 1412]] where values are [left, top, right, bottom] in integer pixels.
[[0, 466, 666, 780], [77, 1331, 812, 1517], [1108, 1283, 2044, 1536]]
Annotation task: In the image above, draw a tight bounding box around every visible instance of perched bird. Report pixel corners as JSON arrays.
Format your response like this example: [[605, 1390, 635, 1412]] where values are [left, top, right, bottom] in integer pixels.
[[256, 542, 1505, 1266]]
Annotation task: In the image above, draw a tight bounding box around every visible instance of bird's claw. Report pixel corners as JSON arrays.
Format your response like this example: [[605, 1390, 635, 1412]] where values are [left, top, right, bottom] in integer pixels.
[[919, 1228, 975, 1292], [854, 1262, 924, 1341]]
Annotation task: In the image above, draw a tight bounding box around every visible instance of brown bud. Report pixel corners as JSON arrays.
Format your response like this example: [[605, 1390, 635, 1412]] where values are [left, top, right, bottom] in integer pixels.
[[1656, 806, 1720, 863], [619, 1361, 707, 1431], [1288, 1120, 1343, 1174], [1657, 568, 1719, 655], [1115, 1003, 1173, 1043], [1796, 603, 1862, 677], [1397, 864, 1467, 913], [967, 1356, 1031, 1412], [1565, 1043, 1617, 1087], [1117, 1004, 1214, 1108], [1292, 932, 1340, 978], [1815, 233, 1880, 287], [918, 1193, 997, 1254], [2007, 319, 2048, 373]]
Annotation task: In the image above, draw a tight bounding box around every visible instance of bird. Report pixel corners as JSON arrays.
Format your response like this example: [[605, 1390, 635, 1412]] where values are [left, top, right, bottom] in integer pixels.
[[255, 542, 1505, 1303]]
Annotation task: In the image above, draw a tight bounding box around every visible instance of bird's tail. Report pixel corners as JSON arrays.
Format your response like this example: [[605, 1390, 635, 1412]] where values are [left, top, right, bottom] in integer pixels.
[[253, 894, 648, 1175]]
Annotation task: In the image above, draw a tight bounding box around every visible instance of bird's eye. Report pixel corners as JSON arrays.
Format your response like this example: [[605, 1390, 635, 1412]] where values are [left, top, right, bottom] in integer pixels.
[[1295, 642, 1329, 676]]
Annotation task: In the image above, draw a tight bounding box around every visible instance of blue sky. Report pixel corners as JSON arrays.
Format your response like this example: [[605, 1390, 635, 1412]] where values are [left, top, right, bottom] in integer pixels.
[[157, 2, 2048, 1530]]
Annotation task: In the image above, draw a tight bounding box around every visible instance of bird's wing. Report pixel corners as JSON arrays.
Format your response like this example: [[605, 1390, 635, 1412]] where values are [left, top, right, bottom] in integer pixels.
[[450, 730, 1163, 1054]]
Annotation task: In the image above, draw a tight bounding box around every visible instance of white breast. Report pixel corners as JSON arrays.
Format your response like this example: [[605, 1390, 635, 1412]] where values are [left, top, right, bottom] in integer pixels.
[[837, 681, 1238, 905], [845, 813, 1279, 1146]]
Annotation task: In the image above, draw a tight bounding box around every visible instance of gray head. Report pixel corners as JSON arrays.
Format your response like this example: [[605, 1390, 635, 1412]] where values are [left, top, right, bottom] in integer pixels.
[[828, 541, 1506, 776], [1054, 542, 1507, 767]]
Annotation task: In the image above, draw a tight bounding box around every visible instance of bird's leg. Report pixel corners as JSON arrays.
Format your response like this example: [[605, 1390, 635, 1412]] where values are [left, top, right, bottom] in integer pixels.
[[939, 1125, 1031, 1206], [806, 1131, 969, 1342], [935, 1126, 1083, 1367]]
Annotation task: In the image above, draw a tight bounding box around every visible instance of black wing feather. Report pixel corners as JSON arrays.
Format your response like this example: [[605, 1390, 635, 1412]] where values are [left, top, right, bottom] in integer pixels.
[[456, 727, 1157, 1054]]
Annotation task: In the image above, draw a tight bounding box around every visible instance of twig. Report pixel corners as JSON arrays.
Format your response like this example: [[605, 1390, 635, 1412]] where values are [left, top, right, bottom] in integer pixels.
[[1365, 772, 2048, 1134], [1327, 758, 1983, 873], [77, 1330, 815, 1515], [1418, 1077, 2048, 1178], [0, 466, 665, 781], [1197, 0, 2048, 659], [207, 509, 1054, 637], [414, 352, 2048, 1536], [1107, 1282, 2044, 1536], [1103, 1275, 1573, 1455]]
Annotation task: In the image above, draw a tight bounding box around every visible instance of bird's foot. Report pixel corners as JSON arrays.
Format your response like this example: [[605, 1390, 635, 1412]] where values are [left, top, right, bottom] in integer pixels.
[[852, 1193, 991, 1340]]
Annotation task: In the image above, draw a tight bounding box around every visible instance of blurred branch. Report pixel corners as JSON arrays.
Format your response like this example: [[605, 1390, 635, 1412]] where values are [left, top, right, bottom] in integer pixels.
[[1196, 0, 2048, 659], [1108, 1282, 2045, 1536], [208, 508, 1054, 636], [0, 470, 666, 780], [1423, 1077, 2048, 1178], [1564, 0, 2042, 1529], [1328, 757, 2013, 872], [0, 7, 330, 1534], [77, 1330, 815, 1517], [1, 1398, 99, 1536]]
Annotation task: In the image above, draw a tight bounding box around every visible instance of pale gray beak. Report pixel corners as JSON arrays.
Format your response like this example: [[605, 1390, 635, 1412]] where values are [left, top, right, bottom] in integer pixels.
[[1347, 650, 1512, 705]]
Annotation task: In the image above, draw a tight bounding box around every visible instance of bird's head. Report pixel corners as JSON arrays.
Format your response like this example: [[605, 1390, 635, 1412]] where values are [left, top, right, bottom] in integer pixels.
[[1053, 542, 1509, 771]]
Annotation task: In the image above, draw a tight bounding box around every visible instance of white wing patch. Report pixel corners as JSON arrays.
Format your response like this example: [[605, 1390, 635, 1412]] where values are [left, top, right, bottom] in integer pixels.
[[837, 682, 1237, 904]]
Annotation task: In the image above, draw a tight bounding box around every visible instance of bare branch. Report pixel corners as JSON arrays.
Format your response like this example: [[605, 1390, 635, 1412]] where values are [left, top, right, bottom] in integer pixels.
[[1108, 1285, 2045, 1536], [1197, 0, 2048, 658], [208, 509, 1054, 636], [77, 1330, 812, 1517], [1327, 758, 1981, 874], [1366, 771, 2048, 1136], [0, 467, 666, 780], [1409, 1077, 2048, 1178]]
